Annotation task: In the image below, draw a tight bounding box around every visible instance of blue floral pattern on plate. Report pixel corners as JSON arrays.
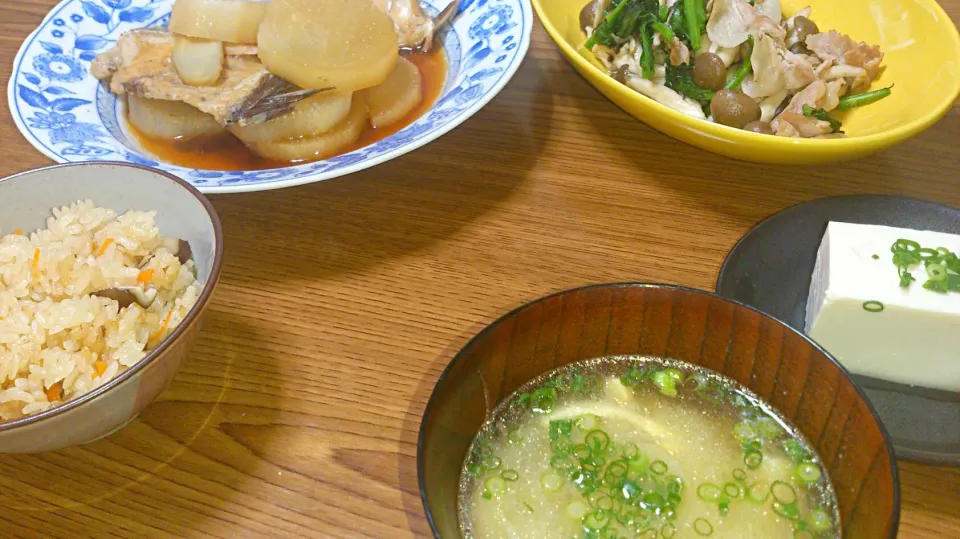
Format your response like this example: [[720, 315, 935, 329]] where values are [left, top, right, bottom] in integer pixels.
[[8, 0, 531, 193]]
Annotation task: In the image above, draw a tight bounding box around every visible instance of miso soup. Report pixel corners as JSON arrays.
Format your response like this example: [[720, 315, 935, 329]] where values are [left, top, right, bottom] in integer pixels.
[[458, 356, 840, 538]]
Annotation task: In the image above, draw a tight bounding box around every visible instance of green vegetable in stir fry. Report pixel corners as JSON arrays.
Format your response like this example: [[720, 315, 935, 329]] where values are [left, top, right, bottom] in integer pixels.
[[580, 0, 893, 138]]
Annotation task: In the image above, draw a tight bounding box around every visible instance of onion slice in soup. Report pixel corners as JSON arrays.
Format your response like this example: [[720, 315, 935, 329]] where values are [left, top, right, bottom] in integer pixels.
[[231, 92, 353, 143], [257, 0, 399, 91], [363, 56, 423, 128], [169, 0, 267, 44], [126, 94, 225, 141], [244, 97, 368, 161], [172, 34, 224, 86]]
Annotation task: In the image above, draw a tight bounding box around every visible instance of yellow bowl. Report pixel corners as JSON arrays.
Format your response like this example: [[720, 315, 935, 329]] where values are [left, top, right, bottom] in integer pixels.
[[532, 0, 960, 164]]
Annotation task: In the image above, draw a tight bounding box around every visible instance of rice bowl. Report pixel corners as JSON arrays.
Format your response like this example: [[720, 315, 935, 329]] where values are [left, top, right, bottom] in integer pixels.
[[0, 200, 200, 421]]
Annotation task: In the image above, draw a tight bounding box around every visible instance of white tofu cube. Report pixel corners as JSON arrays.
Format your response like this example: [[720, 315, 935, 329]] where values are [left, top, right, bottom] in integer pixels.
[[805, 221, 960, 391]]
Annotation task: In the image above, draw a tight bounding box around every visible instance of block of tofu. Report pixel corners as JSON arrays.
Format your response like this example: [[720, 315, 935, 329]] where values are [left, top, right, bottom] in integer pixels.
[[805, 221, 960, 391]]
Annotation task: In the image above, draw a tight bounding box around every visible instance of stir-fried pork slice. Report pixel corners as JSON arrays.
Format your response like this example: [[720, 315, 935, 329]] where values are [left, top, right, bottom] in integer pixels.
[[92, 29, 292, 126], [753, 0, 782, 24], [759, 89, 787, 121], [805, 30, 883, 92], [706, 0, 784, 49], [770, 78, 846, 136], [742, 33, 785, 98], [779, 48, 816, 90], [773, 111, 831, 137], [667, 37, 691, 66]]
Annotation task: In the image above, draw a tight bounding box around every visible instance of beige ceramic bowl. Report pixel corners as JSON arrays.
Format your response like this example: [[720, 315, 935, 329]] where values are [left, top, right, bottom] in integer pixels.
[[0, 162, 223, 453]]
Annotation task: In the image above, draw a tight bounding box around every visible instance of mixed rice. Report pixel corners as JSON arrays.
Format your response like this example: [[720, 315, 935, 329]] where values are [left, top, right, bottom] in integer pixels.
[[0, 201, 199, 421]]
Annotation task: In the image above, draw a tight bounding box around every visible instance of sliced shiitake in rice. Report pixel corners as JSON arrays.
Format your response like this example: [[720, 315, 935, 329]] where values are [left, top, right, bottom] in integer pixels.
[[257, 0, 399, 91], [93, 287, 159, 309], [231, 92, 353, 143], [363, 56, 422, 129], [171, 34, 224, 86], [169, 0, 267, 44], [245, 97, 368, 161], [126, 95, 225, 141]]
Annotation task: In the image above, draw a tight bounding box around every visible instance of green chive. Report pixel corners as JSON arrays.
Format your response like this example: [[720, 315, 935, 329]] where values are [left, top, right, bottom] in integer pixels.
[[576, 414, 599, 431], [694, 517, 714, 536], [507, 429, 523, 445], [754, 417, 783, 439], [549, 419, 573, 441], [540, 471, 563, 491], [747, 480, 770, 503], [724, 482, 743, 498], [661, 522, 677, 538], [607, 460, 629, 479], [783, 439, 806, 463], [482, 455, 501, 470], [771, 480, 797, 505], [872, 254, 879, 260], [585, 429, 610, 453], [836, 86, 893, 111], [566, 500, 588, 519], [732, 468, 747, 482], [862, 300, 884, 313], [573, 443, 592, 461], [650, 460, 668, 475], [725, 36, 755, 90], [697, 483, 722, 502], [582, 509, 608, 530], [666, 475, 684, 494], [622, 441, 639, 459], [683, 0, 703, 51], [744, 450, 763, 469], [773, 501, 800, 520], [652, 370, 681, 396], [551, 455, 574, 472], [927, 263, 947, 282], [808, 508, 833, 531], [733, 421, 758, 442], [485, 476, 507, 495], [796, 462, 822, 483], [595, 494, 614, 511], [501, 469, 519, 481], [523, 501, 534, 513]]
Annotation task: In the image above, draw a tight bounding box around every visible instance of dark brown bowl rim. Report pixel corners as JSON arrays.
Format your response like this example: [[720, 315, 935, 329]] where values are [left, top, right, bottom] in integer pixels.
[[0, 161, 224, 433], [416, 282, 900, 538]]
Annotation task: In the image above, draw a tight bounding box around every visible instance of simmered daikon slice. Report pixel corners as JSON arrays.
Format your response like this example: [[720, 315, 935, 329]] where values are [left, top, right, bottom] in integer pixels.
[[246, 97, 367, 161], [126, 95, 225, 141], [231, 92, 353, 143], [171, 34, 223, 86], [169, 0, 267, 44], [257, 0, 399, 91], [363, 56, 422, 128]]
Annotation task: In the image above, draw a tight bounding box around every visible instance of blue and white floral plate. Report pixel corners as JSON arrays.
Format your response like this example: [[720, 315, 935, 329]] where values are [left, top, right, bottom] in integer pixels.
[[8, 0, 531, 193]]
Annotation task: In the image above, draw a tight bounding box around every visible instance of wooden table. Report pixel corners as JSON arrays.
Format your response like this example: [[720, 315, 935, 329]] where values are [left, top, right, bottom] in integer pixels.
[[1, 1, 958, 536]]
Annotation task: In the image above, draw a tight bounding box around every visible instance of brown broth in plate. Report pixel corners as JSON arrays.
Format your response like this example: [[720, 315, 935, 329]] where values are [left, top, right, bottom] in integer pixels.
[[127, 49, 447, 171]]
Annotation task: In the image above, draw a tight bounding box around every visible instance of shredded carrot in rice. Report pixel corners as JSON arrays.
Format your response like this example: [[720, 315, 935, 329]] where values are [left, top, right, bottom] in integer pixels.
[[148, 310, 174, 343], [94, 360, 107, 377], [13, 229, 22, 235], [136, 269, 155, 283], [30, 248, 40, 278], [44, 381, 63, 402], [96, 238, 115, 257]]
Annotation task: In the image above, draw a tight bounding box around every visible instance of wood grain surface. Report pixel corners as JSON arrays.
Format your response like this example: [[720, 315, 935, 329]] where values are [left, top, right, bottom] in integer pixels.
[[1, 1, 958, 537]]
